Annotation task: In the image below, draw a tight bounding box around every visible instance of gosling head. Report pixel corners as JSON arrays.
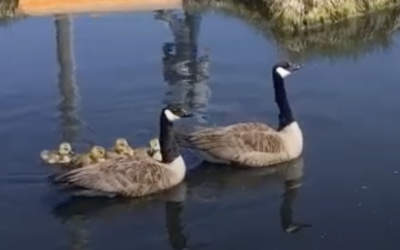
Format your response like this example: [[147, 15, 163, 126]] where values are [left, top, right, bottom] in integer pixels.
[[162, 104, 194, 123], [114, 138, 129, 152], [148, 138, 161, 153], [58, 142, 73, 155], [40, 150, 55, 162], [89, 146, 106, 160], [273, 61, 304, 79]]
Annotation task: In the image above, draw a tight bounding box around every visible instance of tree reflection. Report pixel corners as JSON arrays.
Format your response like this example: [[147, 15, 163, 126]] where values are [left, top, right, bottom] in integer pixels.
[[184, 0, 400, 62], [155, 9, 211, 126], [55, 14, 81, 144], [55, 14, 89, 250]]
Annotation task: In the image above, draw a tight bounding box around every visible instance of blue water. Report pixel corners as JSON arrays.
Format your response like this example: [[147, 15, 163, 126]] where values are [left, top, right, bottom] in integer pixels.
[[1, 7, 400, 250]]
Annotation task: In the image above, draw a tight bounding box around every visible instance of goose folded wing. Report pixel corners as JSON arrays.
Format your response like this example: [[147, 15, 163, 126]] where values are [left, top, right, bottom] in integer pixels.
[[56, 158, 170, 197], [184, 122, 280, 152], [190, 124, 286, 165]]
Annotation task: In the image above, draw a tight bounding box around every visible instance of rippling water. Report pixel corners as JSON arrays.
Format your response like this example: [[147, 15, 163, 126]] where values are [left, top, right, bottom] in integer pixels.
[[2, 7, 400, 250]]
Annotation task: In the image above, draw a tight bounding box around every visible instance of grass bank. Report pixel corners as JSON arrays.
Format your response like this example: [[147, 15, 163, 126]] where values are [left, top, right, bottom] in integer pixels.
[[184, 0, 400, 30], [184, 0, 400, 61], [0, 0, 18, 17], [0, 0, 23, 26]]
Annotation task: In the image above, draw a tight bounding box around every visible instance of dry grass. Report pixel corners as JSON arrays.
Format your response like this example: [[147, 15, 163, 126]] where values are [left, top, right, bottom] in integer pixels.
[[268, 0, 400, 29], [185, 0, 400, 30], [0, 0, 19, 17], [269, 8, 400, 61], [184, 0, 400, 61], [0, 0, 25, 26]]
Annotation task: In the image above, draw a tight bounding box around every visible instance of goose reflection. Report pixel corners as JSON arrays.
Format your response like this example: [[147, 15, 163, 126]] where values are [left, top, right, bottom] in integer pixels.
[[281, 177, 312, 233], [51, 158, 309, 250], [52, 182, 189, 250], [155, 9, 211, 126], [187, 157, 311, 234]]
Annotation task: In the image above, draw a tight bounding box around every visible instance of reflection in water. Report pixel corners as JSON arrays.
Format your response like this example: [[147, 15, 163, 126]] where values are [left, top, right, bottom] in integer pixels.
[[155, 9, 211, 125], [184, 0, 400, 61], [52, 158, 308, 250], [188, 157, 310, 234], [0, 0, 18, 18], [55, 15, 81, 143], [165, 201, 187, 250], [55, 15, 89, 250], [280, 177, 312, 233], [53, 183, 189, 250]]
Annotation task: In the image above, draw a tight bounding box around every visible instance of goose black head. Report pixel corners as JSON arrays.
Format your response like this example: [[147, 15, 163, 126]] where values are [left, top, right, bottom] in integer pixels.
[[273, 61, 304, 79], [161, 103, 194, 123]]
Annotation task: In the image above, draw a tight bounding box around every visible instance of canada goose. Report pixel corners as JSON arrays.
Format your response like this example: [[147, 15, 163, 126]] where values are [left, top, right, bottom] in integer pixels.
[[71, 146, 107, 168], [175, 61, 304, 167], [40, 142, 73, 165], [53, 104, 194, 197]]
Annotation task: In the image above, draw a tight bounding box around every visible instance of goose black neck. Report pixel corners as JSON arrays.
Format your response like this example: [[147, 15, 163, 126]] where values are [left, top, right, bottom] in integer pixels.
[[273, 73, 295, 130], [159, 113, 180, 163]]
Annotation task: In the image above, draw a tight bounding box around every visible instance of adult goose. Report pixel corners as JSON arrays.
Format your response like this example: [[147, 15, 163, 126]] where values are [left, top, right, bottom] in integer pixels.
[[54, 104, 193, 197], [175, 61, 304, 167]]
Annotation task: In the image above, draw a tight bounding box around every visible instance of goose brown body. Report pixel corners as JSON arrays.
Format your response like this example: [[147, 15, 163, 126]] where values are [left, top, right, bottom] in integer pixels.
[[55, 154, 185, 197]]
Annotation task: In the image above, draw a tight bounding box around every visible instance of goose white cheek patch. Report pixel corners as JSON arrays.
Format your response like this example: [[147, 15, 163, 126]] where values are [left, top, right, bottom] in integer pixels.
[[276, 67, 291, 78], [164, 109, 181, 122]]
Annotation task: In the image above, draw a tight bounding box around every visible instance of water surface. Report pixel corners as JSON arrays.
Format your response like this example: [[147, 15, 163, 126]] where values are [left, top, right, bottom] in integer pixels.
[[1, 7, 400, 250]]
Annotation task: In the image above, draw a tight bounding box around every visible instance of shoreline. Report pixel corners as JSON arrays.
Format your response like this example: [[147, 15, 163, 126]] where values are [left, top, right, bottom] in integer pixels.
[[184, 0, 400, 30], [7, 0, 182, 17]]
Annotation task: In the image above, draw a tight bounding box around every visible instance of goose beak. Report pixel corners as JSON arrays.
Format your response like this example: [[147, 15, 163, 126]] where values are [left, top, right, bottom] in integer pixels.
[[182, 111, 194, 118], [289, 63, 304, 72]]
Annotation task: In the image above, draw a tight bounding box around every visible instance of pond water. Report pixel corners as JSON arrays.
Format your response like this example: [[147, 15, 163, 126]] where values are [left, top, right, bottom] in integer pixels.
[[1, 7, 400, 250]]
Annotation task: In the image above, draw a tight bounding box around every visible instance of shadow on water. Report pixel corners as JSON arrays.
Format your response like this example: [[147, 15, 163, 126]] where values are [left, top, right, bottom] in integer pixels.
[[184, 0, 400, 61], [52, 157, 309, 249]]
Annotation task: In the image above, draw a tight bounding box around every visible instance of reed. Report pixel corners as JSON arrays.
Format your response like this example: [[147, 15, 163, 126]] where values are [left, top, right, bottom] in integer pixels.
[[184, 0, 400, 61]]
